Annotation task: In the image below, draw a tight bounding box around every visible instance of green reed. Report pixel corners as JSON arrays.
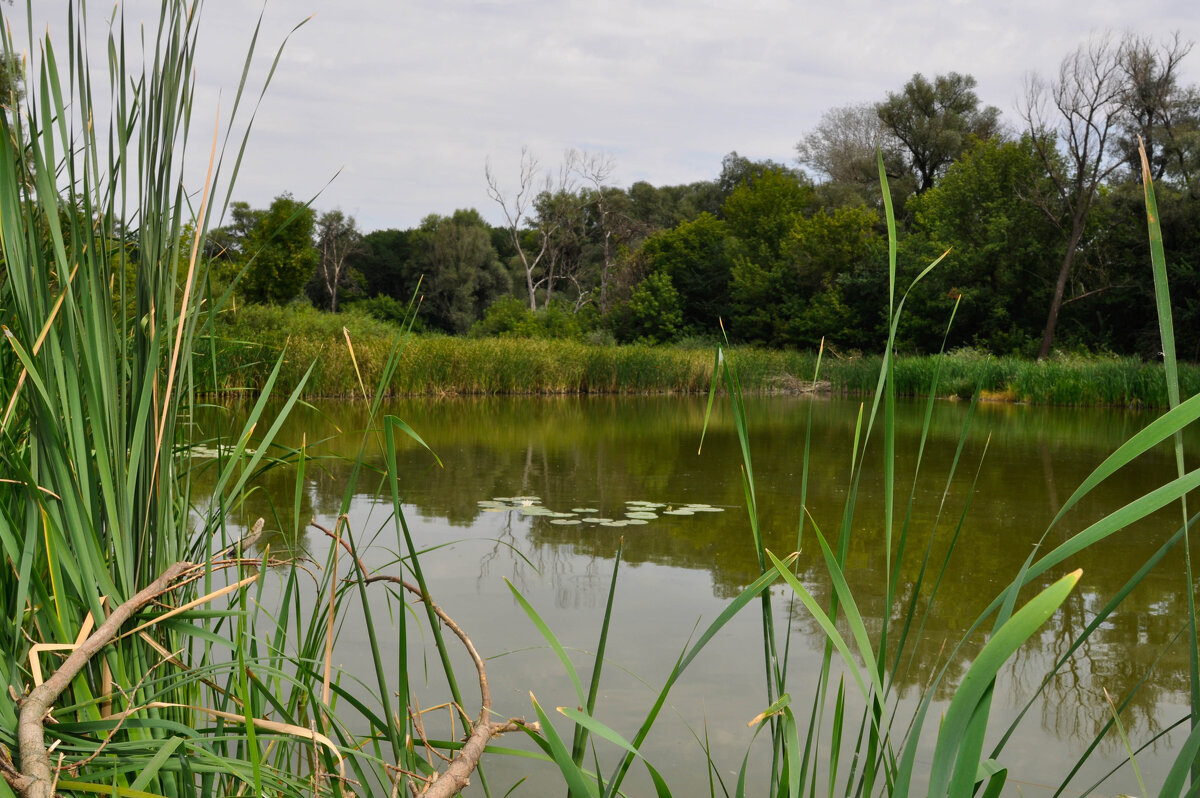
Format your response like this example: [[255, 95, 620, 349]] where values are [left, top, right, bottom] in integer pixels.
[[488, 150, 1200, 798], [5, 4, 1200, 798]]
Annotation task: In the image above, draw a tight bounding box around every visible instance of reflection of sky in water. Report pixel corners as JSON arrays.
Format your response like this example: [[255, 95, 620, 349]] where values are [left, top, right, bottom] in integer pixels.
[[190, 395, 1195, 796]]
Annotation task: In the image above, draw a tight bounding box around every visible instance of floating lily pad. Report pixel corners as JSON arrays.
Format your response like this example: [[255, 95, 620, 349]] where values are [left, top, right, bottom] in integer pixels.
[[571, 507, 599, 513], [601, 520, 629, 527], [550, 519, 582, 525], [626, 501, 665, 508], [478, 500, 509, 508], [625, 511, 658, 520], [624, 519, 649, 525], [663, 509, 695, 516], [520, 507, 552, 516], [548, 511, 577, 518], [582, 517, 612, 523], [685, 505, 724, 512]]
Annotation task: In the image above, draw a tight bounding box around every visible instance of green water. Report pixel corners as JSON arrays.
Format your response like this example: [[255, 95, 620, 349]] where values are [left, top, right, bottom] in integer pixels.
[[189, 395, 1197, 796]]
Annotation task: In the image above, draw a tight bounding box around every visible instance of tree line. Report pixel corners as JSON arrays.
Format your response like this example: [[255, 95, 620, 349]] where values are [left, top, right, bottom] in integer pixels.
[[210, 31, 1200, 359]]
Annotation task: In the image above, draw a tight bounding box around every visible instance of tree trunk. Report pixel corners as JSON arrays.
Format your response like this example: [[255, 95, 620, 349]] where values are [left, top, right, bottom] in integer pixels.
[[1037, 221, 1086, 360]]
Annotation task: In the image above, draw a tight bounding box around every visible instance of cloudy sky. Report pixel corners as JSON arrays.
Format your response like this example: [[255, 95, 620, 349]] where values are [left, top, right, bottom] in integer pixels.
[[8, 1, 1199, 233]]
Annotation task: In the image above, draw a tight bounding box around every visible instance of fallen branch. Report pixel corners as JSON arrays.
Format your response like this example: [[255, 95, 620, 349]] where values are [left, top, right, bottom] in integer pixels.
[[13, 561, 192, 798], [312, 521, 533, 798]]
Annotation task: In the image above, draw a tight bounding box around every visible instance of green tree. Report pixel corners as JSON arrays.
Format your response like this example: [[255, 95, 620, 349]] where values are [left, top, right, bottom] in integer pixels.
[[721, 168, 816, 265], [730, 205, 884, 348], [349, 228, 419, 300], [613, 269, 683, 344], [238, 194, 318, 304], [877, 72, 1001, 193], [413, 209, 510, 334], [638, 212, 734, 336], [905, 137, 1061, 354]]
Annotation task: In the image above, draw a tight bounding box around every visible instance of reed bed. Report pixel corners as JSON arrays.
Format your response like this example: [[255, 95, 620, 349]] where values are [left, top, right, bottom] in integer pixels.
[[203, 305, 821, 396], [205, 305, 1196, 406]]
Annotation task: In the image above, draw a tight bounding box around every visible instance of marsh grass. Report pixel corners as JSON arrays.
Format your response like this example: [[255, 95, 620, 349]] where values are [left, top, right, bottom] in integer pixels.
[[205, 305, 1198, 406]]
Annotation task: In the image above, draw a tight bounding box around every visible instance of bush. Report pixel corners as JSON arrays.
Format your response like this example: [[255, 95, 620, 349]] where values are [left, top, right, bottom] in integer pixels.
[[471, 296, 585, 340]]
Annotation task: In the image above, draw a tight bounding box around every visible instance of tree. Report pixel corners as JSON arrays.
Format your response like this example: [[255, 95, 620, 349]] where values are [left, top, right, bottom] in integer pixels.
[[570, 150, 623, 312], [721, 167, 816, 265], [1113, 32, 1200, 192], [1021, 35, 1127, 359], [726, 204, 884, 348], [412, 209, 509, 334], [716, 151, 804, 197], [905, 137, 1061, 354], [795, 102, 912, 206], [238, 194, 318, 305], [877, 72, 1000, 193], [350, 228, 419, 300], [486, 147, 571, 311], [638, 212, 734, 336], [312, 209, 362, 312]]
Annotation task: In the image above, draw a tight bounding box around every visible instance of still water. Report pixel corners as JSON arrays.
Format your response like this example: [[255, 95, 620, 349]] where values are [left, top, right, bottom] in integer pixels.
[[191, 395, 1197, 796]]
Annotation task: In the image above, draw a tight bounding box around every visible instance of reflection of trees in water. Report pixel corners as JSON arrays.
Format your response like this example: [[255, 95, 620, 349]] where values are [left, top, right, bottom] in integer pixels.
[[186, 395, 1196, 750], [1008, 570, 1192, 749]]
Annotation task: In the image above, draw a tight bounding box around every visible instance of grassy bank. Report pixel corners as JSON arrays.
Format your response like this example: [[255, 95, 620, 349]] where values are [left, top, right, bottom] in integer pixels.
[[204, 304, 1200, 406]]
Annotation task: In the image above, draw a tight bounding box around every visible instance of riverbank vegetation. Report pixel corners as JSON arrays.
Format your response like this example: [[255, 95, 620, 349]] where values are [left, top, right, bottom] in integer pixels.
[[4, 4, 1200, 798], [197, 34, 1200, 370], [206, 304, 1200, 405]]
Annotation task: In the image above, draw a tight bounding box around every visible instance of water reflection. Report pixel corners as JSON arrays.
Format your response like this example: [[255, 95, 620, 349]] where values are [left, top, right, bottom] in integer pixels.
[[188, 394, 1195, 791]]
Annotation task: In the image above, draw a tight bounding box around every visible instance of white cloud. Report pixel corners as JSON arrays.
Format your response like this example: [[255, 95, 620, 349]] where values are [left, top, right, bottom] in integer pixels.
[[6, 0, 1198, 232]]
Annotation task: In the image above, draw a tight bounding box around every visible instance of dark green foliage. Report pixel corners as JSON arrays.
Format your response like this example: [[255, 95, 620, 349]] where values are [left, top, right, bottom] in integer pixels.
[[238, 194, 319, 304], [731, 205, 886, 348], [412, 209, 510, 333], [637, 212, 734, 336], [351, 227, 419, 299], [903, 137, 1061, 354], [877, 72, 1001, 193], [611, 270, 683, 344]]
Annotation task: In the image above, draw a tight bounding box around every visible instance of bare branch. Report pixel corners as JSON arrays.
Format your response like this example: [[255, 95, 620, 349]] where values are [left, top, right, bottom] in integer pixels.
[[14, 562, 193, 798]]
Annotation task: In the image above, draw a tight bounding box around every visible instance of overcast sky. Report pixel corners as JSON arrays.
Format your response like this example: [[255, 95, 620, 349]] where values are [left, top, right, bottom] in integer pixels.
[[7, 1, 1199, 233]]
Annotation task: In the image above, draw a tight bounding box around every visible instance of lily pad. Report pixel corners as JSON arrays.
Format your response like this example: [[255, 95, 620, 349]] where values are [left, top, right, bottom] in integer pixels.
[[625, 511, 658, 520], [663, 509, 695, 516], [571, 507, 599, 513], [582, 517, 613, 523], [550, 519, 582, 525], [623, 519, 649, 526], [601, 520, 629, 527]]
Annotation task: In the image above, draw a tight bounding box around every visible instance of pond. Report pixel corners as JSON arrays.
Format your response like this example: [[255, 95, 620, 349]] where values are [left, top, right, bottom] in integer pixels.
[[188, 394, 1197, 796]]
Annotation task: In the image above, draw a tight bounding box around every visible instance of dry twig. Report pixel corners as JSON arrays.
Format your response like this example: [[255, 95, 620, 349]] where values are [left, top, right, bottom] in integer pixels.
[[312, 520, 535, 798]]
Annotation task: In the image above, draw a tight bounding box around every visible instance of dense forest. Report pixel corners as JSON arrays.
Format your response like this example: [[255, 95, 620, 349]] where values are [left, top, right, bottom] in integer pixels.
[[208, 32, 1200, 360]]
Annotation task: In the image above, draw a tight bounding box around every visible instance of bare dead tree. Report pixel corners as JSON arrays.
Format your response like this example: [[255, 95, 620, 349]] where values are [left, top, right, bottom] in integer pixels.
[[316, 209, 362, 312], [1021, 34, 1126, 360], [570, 149, 618, 312], [486, 147, 558, 311]]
